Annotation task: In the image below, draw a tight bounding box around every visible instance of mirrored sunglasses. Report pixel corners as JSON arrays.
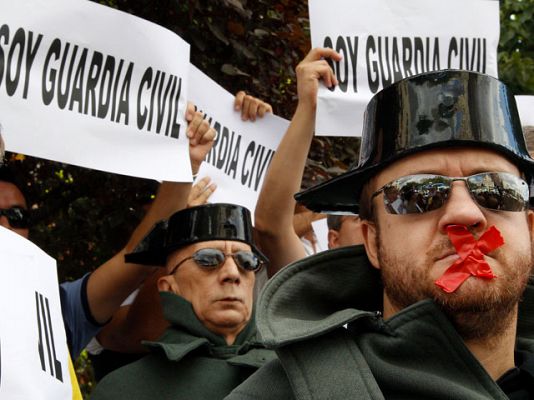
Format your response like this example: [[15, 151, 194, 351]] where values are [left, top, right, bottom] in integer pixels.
[[372, 172, 529, 215], [0, 206, 30, 228], [170, 248, 264, 274]]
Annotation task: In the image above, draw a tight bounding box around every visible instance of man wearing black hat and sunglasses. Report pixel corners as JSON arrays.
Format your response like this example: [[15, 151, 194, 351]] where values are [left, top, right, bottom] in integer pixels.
[[91, 203, 275, 400], [225, 49, 534, 400]]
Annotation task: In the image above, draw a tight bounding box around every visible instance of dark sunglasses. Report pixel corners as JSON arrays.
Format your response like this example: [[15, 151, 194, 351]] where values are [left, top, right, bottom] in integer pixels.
[[0, 206, 30, 228], [372, 172, 529, 215], [170, 248, 264, 274]]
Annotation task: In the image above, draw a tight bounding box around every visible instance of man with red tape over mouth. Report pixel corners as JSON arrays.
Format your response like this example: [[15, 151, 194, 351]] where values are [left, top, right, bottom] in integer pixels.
[[225, 49, 534, 400]]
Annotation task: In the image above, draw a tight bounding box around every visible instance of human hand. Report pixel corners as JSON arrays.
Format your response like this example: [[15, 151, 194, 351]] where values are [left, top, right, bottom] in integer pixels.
[[186, 102, 216, 173], [234, 91, 273, 122], [187, 176, 217, 207], [295, 48, 341, 110]]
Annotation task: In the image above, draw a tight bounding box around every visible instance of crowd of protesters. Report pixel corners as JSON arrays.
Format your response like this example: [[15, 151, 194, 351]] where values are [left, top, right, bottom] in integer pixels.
[[1, 40, 534, 399]]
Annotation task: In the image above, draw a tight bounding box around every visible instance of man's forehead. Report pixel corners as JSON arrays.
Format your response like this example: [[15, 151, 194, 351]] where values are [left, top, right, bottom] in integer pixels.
[[373, 147, 521, 187], [0, 180, 26, 206]]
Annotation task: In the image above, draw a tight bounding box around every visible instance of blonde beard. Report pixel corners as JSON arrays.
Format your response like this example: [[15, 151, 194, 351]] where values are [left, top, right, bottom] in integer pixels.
[[377, 227, 532, 341]]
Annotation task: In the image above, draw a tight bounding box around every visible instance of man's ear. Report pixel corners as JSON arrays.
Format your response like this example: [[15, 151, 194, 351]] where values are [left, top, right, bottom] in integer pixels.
[[327, 229, 339, 249], [157, 274, 181, 294], [361, 220, 380, 270]]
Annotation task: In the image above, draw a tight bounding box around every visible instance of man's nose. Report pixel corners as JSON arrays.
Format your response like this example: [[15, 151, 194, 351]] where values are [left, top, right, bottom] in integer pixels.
[[437, 181, 487, 234], [219, 256, 241, 284]]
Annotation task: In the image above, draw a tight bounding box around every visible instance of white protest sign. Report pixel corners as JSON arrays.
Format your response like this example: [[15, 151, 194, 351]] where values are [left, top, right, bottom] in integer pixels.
[[309, 0, 500, 136], [0, 227, 72, 399], [0, 0, 192, 181], [516, 95, 534, 127], [188, 65, 288, 216]]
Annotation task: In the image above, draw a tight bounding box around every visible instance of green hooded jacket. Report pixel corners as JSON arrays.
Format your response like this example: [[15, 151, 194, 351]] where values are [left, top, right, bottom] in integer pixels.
[[91, 291, 276, 400], [225, 245, 534, 400]]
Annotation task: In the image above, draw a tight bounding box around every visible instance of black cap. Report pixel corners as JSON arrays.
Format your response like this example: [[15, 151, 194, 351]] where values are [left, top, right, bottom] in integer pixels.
[[125, 203, 267, 267], [296, 69, 534, 213]]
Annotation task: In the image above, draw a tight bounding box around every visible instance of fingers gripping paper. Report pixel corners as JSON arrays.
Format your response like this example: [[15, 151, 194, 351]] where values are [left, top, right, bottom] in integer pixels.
[[435, 225, 504, 293]]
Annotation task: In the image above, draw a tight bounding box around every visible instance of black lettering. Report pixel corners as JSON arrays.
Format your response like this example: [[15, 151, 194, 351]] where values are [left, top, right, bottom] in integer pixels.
[[323, 36, 335, 92], [169, 77, 182, 138], [57, 43, 78, 110], [216, 127, 230, 169], [39, 293, 54, 376], [464, 38, 470, 69], [97, 56, 115, 119], [392, 37, 403, 82], [23, 30, 42, 99], [0, 24, 9, 88], [42, 39, 61, 105], [116, 62, 133, 124], [348, 37, 358, 92], [402, 37, 413, 77], [206, 122, 221, 165], [448, 37, 458, 69], [425, 38, 430, 71], [164, 76, 177, 136], [137, 67, 152, 130], [68, 48, 87, 113], [241, 141, 255, 185], [110, 59, 124, 121], [36, 292, 45, 372], [246, 145, 260, 188], [224, 130, 235, 173], [44, 297, 62, 382], [432, 38, 440, 70], [6, 28, 25, 96], [459, 38, 464, 69], [35, 292, 63, 382], [335, 36, 348, 92], [84, 51, 103, 116], [228, 135, 241, 179], [366, 36, 379, 93], [155, 72, 173, 133], [482, 39, 486, 73], [378, 37, 392, 89], [147, 70, 161, 130], [253, 148, 274, 191], [476, 38, 481, 72], [413, 37, 424, 74]]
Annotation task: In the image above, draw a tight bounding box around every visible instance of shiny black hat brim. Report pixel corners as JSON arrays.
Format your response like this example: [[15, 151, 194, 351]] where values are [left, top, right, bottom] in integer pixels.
[[125, 203, 268, 268], [296, 141, 534, 214], [296, 70, 534, 213]]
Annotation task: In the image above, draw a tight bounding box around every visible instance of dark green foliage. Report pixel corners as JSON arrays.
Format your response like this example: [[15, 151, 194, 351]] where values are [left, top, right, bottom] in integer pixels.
[[499, 0, 534, 94]]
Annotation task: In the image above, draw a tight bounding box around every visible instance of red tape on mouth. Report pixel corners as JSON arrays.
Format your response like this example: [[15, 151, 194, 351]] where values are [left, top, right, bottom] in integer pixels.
[[434, 225, 504, 293]]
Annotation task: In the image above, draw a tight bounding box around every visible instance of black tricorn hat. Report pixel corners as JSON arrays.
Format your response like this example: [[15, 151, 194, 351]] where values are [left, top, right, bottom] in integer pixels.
[[125, 203, 267, 267], [296, 69, 534, 213]]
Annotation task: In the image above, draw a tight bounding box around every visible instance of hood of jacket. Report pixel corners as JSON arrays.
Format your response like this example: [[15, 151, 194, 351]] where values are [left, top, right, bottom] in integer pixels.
[[143, 291, 275, 368]]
